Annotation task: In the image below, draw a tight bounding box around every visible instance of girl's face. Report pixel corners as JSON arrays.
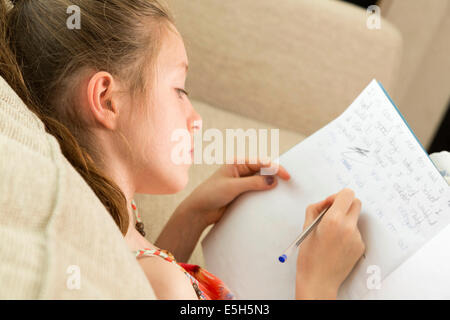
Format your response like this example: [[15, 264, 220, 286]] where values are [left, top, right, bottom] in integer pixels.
[[122, 27, 202, 195]]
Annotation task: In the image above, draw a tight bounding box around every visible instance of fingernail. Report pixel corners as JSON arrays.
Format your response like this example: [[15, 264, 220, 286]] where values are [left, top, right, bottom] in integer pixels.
[[265, 175, 275, 185]]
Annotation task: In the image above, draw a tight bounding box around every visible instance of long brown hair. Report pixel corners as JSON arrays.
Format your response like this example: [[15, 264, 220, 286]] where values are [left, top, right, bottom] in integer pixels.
[[0, 0, 174, 234]]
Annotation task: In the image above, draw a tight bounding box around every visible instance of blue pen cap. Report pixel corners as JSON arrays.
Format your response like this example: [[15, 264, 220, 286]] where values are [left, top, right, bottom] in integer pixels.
[[278, 254, 287, 263]]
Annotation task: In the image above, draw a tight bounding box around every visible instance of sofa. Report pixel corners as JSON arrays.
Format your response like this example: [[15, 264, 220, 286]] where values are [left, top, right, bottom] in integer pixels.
[[379, 0, 450, 149], [0, 76, 155, 299]]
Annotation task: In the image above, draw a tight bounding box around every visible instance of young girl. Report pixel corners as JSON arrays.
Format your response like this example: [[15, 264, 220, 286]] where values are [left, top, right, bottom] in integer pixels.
[[1, 0, 365, 299]]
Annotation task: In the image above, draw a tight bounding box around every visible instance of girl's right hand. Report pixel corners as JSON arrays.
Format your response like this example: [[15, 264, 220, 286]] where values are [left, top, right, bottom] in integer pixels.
[[295, 188, 365, 299]]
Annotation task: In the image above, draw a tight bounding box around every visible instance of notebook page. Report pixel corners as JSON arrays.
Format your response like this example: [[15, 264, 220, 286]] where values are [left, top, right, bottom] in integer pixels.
[[363, 223, 450, 299], [202, 80, 450, 299]]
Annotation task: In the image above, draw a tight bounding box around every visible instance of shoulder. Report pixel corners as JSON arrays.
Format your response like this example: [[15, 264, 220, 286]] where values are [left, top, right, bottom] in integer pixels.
[[138, 256, 198, 300]]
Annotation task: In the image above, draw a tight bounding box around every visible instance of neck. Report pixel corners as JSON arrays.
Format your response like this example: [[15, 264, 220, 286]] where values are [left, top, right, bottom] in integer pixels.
[[98, 157, 137, 232], [89, 132, 139, 234]]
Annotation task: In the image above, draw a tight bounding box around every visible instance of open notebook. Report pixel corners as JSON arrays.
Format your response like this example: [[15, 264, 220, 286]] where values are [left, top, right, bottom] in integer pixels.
[[202, 79, 450, 299]]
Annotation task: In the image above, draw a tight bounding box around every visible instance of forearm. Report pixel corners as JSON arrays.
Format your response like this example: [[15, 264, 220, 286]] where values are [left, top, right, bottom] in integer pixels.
[[155, 201, 208, 263]]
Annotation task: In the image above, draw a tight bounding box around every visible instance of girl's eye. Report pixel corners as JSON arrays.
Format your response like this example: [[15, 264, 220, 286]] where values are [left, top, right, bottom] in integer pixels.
[[176, 88, 189, 99]]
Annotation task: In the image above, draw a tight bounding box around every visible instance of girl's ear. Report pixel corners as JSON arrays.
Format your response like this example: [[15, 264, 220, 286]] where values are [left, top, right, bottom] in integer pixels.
[[87, 71, 119, 130]]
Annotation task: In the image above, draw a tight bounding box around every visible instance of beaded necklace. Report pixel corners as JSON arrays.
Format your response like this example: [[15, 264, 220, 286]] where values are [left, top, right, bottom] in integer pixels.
[[131, 199, 145, 237]]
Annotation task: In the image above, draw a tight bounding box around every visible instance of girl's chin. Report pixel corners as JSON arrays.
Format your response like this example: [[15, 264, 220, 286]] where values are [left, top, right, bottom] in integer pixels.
[[135, 165, 189, 194], [165, 166, 190, 193]]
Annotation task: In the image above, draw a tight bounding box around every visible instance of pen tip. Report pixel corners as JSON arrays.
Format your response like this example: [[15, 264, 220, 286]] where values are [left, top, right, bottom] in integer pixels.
[[278, 255, 287, 263]]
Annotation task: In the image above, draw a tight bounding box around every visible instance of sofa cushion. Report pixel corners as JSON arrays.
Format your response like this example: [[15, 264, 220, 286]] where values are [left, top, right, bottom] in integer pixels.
[[170, 0, 402, 137], [136, 99, 306, 266], [381, 0, 450, 146], [0, 76, 155, 299]]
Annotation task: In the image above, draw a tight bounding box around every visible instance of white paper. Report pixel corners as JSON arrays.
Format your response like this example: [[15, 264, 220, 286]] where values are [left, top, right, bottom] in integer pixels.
[[202, 79, 450, 299], [363, 223, 450, 299]]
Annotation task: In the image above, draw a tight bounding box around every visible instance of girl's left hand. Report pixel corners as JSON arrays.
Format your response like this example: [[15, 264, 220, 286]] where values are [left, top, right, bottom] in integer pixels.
[[182, 158, 291, 229]]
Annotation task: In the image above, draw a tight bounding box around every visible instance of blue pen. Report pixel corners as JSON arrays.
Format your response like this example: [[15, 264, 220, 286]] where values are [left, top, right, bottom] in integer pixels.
[[278, 206, 331, 263]]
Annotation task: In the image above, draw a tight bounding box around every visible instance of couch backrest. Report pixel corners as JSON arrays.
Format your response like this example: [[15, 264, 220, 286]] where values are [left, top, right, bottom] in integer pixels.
[[0, 76, 155, 299], [170, 0, 403, 136], [380, 0, 450, 148]]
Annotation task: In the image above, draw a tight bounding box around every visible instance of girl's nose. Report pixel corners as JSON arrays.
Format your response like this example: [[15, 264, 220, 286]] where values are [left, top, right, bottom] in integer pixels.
[[191, 118, 202, 132], [190, 106, 202, 132]]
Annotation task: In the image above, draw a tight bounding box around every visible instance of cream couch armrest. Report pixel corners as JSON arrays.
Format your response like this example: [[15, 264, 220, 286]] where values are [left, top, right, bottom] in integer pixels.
[[169, 0, 402, 136], [0, 77, 156, 299]]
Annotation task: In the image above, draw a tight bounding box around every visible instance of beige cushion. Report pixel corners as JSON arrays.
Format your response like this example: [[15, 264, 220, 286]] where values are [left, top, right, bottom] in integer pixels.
[[381, 0, 450, 148], [0, 77, 155, 299], [136, 99, 306, 266], [169, 0, 402, 137]]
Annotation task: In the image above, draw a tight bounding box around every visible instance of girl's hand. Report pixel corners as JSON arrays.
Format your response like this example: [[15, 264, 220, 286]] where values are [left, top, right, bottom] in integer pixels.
[[295, 188, 366, 299], [182, 158, 291, 229]]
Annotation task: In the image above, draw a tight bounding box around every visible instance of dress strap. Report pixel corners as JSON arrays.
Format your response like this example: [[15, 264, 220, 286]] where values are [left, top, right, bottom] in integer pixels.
[[136, 248, 207, 300], [136, 248, 176, 263]]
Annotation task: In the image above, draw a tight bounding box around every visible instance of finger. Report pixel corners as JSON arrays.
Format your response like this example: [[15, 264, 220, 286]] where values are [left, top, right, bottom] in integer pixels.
[[236, 158, 271, 173], [327, 188, 356, 220], [232, 159, 267, 177], [248, 159, 290, 180], [303, 193, 337, 227], [347, 198, 362, 228], [273, 164, 291, 180], [260, 163, 290, 180], [232, 158, 290, 180], [229, 174, 278, 195]]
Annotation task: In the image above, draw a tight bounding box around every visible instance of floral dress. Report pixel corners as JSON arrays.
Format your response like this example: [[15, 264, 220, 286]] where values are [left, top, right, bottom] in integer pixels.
[[132, 200, 234, 300]]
